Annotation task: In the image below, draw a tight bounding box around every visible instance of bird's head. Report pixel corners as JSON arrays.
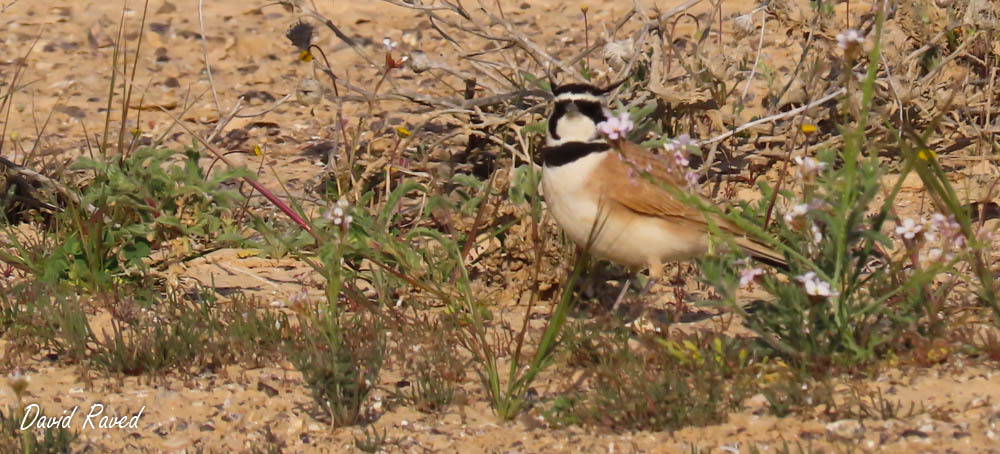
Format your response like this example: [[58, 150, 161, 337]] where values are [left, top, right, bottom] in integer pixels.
[[546, 83, 613, 146]]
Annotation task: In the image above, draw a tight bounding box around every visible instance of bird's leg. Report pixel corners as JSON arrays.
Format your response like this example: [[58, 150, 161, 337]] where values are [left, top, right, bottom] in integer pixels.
[[645, 260, 664, 295], [609, 276, 632, 314], [648, 260, 664, 281], [642, 261, 690, 315], [671, 265, 690, 314], [619, 261, 663, 321], [572, 244, 597, 299]]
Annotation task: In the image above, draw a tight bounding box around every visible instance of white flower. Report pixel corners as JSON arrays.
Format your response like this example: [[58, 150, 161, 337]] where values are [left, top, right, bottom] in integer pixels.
[[929, 213, 961, 238], [836, 29, 864, 50], [930, 213, 948, 228], [794, 156, 827, 179], [382, 37, 398, 51], [289, 290, 309, 306], [603, 38, 633, 64], [923, 247, 944, 263], [324, 199, 353, 232], [6, 367, 29, 396], [895, 218, 923, 241], [596, 112, 634, 140], [808, 198, 828, 211], [783, 203, 809, 226], [796, 272, 837, 297], [740, 267, 765, 288], [7, 368, 28, 382], [733, 13, 755, 36], [810, 223, 822, 245]]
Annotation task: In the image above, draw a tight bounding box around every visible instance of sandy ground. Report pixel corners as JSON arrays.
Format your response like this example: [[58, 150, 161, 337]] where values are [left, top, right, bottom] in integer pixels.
[[2, 0, 1000, 452]]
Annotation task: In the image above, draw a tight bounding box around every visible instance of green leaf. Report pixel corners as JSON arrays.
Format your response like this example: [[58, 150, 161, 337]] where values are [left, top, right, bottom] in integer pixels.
[[377, 180, 427, 229], [521, 120, 547, 137], [123, 240, 151, 266], [508, 164, 540, 205]]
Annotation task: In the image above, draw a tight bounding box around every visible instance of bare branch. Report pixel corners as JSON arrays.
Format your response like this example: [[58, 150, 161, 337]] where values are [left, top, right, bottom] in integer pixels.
[[698, 88, 847, 146]]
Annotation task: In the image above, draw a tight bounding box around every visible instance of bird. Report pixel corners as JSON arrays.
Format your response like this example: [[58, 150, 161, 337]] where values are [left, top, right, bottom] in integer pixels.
[[540, 82, 786, 289]]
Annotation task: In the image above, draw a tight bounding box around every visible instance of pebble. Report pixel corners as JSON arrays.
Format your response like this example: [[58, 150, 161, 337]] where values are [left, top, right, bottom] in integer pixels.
[[825, 419, 863, 439]]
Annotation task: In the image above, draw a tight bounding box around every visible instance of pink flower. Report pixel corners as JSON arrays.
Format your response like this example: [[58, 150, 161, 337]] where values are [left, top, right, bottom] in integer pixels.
[[684, 171, 699, 188], [673, 150, 689, 168], [597, 112, 634, 140], [740, 267, 764, 288]]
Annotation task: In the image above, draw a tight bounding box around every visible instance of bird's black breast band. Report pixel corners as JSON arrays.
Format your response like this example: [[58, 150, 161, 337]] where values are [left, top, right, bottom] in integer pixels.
[[542, 141, 611, 167]]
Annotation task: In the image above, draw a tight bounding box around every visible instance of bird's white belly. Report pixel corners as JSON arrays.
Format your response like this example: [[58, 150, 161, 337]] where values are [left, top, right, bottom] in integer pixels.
[[542, 155, 706, 269]]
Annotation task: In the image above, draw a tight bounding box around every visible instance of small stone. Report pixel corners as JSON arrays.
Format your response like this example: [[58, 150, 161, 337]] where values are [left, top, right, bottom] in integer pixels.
[[825, 419, 863, 439], [257, 381, 279, 397]]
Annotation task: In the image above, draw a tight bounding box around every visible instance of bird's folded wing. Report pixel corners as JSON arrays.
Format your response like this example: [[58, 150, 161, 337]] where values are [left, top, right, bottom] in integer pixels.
[[600, 140, 713, 227], [601, 141, 787, 267]]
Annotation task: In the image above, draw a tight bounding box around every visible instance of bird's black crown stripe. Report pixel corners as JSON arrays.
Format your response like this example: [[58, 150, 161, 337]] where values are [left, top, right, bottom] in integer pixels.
[[552, 83, 605, 97], [542, 141, 611, 167]]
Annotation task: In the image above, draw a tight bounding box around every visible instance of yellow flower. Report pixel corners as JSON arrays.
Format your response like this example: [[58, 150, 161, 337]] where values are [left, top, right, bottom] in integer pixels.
[[130, 127, 142, 137], [800, 124, 818, 135], [580, 5, 589, 13], [395, 126, 411, 138], [926, 346, 949, 363], [918, 149, 937, 161], [298, 49, 314, 62], [254, 144, 263, 156], [9, 132, 18, 141]]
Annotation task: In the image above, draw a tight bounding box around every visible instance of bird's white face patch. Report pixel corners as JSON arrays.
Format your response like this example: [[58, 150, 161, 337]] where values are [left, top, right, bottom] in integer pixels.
[[549, 112, 599, 145]]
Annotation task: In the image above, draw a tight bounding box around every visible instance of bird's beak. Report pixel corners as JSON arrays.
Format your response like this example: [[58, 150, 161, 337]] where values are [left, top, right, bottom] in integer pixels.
[[565, 102, 580, 114]]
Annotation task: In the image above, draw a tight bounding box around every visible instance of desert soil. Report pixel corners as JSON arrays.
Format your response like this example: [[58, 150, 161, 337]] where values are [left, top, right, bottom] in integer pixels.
[[2, 0, 1000, 452]]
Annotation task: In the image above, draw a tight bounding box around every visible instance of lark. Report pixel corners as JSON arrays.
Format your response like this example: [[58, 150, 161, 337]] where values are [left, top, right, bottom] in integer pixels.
[[540, 83, 785, 289]]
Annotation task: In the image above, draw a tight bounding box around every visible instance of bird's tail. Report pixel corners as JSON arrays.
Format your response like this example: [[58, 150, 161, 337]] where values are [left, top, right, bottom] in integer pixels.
[[735, 236, 788, 270]]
